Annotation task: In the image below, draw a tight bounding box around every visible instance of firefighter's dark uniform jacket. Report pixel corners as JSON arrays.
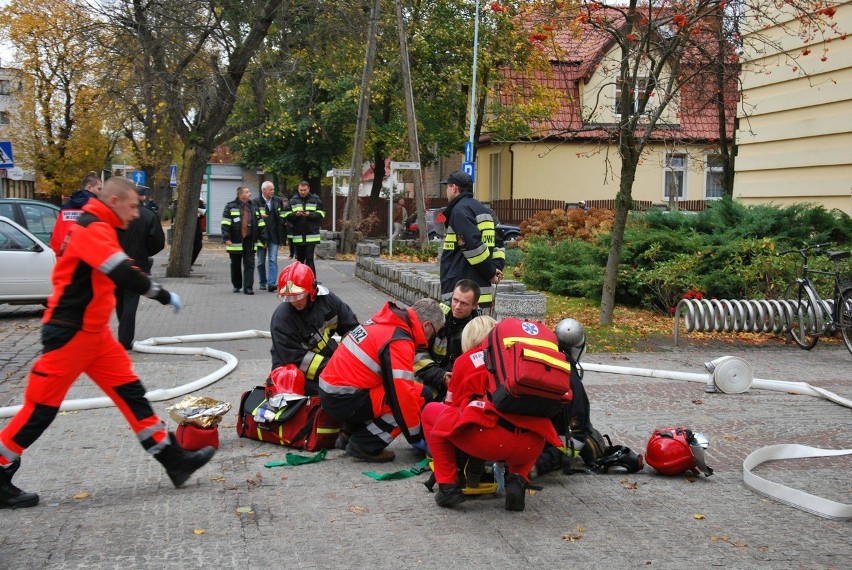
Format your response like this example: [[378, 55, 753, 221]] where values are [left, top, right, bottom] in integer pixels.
[[47, 198, 173, 330], [319, 302, 428, 448], [270, 288, 359, 395], [439, 192, 501, 307], [254, 195, 286, 245], [221, 198, 265, 252], [413, 303, 478, 402], [284, 192, 325, 244]]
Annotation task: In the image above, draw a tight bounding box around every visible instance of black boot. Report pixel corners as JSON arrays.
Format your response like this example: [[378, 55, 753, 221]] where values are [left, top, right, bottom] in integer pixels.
[[434, 482, 466, 508], [154, 433, 216, 488], [0, 459, 39, 509], [504, 474, 528, 512]]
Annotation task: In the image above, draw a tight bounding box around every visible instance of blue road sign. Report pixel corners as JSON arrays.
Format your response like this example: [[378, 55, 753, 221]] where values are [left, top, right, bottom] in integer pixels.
[[462, 161, 475, 182], [464, 141, 473, 162], [169, 165, 178, 188], [132, 170, 146, 186], [0, 141, 14, 168]]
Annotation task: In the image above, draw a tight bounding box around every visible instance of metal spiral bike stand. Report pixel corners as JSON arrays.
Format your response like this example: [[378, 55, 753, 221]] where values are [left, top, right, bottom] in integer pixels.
[[673, 297, 836, 346]]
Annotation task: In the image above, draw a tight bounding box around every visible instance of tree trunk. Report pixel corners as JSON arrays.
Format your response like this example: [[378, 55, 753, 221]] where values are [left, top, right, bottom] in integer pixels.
[[341, 0, 381, 254], [166, 145, 209, 277], [599, 162, 637, 325]]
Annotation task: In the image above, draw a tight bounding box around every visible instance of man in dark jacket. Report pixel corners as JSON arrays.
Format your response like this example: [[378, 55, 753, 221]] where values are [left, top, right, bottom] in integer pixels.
[[271, 261, 359, 396], [255, 181, 286, 292], [438, 171, 502, 310], [221, 186, 265, 294], [414, 279, 480, 402], [116, 186, 166, 349], [49, 174, 103, 255], [283, 181, 325, 277]]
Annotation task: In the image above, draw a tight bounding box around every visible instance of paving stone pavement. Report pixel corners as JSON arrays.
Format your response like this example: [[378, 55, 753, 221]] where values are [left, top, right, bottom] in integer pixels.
[[0, 243, 849, 569]]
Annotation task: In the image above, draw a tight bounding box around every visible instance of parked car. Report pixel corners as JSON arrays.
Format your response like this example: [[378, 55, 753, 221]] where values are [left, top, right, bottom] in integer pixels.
[[0, 198, 60, 244], [0, 216, 56, 305], [425, 207, 522, 243]]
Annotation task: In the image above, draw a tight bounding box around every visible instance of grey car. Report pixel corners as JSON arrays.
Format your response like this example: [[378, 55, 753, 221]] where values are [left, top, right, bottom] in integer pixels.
[[0, 198, 60, 244]]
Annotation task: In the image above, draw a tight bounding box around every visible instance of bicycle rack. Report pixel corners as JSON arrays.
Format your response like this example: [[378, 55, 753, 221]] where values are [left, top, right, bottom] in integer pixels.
[[673, 298, 836, 345]]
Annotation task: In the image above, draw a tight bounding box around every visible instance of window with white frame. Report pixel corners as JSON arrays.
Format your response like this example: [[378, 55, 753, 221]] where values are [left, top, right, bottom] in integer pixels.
[[705, 154, 724, 199], [664, 153, 686, 200], [489, 153, 501, 202], [614, 76, 650, 115]]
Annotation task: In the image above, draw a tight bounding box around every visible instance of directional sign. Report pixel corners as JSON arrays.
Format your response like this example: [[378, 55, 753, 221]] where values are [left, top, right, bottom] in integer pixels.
[[169, 165, 178, 188], [0, 142, 13, 168], [464, 141, 473, 162], [462, 161, 475, 182], [390, 161, 420, 170], [332, 168, 352, 177], [132, 170, 146, 186], [7, 167, 24, 180]]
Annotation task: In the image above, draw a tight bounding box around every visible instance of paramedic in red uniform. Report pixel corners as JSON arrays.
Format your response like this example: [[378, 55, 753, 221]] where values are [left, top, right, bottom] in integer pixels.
[[49, 173, 103, 255], [0, 177, 215, 509], [421, 316, 562, 512], [318, 299, 445, 463]]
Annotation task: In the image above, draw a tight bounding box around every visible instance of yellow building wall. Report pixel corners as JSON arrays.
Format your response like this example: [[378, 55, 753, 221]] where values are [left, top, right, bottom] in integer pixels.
[[475, 142, 717, 204], [736, 1, 852, 214]]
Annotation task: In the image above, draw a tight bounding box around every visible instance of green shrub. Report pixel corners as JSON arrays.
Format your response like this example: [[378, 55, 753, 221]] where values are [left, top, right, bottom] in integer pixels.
[[520, 237, 606, 298]]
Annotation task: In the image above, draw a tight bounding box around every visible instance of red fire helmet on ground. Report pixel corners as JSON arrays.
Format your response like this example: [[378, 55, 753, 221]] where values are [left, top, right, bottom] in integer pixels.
[[645, 427, 713, 477]]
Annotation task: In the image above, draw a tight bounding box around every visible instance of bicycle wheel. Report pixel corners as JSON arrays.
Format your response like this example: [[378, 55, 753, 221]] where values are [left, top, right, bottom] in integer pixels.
[[840, 288, 852, 355], [791, 283, 822, 350]]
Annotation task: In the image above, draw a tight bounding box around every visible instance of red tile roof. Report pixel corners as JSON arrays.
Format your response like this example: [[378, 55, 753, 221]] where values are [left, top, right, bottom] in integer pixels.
[[486, 7, 736, 144]]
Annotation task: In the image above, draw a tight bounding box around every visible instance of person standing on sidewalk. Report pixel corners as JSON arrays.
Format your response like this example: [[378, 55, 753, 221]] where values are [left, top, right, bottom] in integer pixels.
[[0, 177, 214, 509], [392, 198, 407, 239], [49, 173, 103, 255], [115, 185, 166, 350], [438, 171, 502, 311], [284, 181, 324, 278], [221, 186, 265, 295], [255, 181, 285, 292]]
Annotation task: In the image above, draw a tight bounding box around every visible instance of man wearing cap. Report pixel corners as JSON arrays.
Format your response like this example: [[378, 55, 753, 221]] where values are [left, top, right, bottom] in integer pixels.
[[50, 174, 103, 255], [270, 261, 359, 396], [438, 171, 502, 310]]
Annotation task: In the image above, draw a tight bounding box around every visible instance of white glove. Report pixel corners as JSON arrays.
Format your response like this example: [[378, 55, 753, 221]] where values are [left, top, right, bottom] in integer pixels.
[[168, 292, 183, 314]]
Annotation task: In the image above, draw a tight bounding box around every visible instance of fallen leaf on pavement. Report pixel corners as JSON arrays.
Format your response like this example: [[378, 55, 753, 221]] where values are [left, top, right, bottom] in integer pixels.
[[348, 506, 369, 514], [694, 513, 705, 520], [73, 492, 90, 500], [193, 529, 205, 535]]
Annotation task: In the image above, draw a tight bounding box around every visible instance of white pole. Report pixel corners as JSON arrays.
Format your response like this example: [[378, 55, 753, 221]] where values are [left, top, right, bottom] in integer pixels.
[[388, 169, 395, 257], [467, 0, 480, 148], [332, 175, 338, 233]]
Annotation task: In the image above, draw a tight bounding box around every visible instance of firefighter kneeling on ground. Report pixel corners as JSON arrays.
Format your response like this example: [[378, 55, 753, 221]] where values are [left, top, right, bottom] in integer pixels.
[[318, 299, 445, 463], [271, 261, 359, 396]]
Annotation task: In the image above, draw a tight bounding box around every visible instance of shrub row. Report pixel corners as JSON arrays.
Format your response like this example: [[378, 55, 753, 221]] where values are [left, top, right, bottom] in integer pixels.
[[514, 199, 852, 313]]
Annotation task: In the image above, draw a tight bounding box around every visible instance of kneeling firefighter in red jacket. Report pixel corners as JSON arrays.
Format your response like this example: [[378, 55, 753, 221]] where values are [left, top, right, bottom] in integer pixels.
[[422, 316, 562, 512]]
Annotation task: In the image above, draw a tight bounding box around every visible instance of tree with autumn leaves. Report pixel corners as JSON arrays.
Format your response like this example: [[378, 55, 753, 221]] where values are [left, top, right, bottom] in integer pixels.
[[0, 0, 115, 196], [506, 0, 842, 325]]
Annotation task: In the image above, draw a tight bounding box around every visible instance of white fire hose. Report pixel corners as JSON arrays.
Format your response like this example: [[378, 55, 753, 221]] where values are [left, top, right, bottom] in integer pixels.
[[584, 356, 851, 520], [0, 329, 269, 418]]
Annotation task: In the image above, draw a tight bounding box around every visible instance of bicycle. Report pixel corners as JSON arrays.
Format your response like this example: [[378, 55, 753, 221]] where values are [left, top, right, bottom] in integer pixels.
[[780, 243, 852, 354]]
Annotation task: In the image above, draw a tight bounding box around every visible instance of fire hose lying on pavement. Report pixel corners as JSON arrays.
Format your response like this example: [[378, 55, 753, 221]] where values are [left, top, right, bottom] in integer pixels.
[[0, 331, 848, 519]]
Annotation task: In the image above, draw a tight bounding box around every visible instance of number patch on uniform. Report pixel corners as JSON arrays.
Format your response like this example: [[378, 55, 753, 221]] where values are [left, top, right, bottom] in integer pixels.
[[350, 326, 368, 343]]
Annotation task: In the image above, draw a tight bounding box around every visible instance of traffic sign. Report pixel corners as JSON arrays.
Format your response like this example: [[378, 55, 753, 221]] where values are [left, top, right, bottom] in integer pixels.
[[7, 167, 24, 180], [390, 161, 420, 170], [0, 142, 13, 168], [169, 165, 178, 187], [464, 141, 473, 162], [462, 161, 475, 182], [132, 170, 146, 186], [332, 168, 352, 177]]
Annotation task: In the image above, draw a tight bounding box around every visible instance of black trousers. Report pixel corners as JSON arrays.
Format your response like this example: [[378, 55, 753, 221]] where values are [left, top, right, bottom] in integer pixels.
[[229, 241, 256, 291], [115, 289, 141, 350], [318, 388, 391, 454], [294, 242, 317, 277]]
